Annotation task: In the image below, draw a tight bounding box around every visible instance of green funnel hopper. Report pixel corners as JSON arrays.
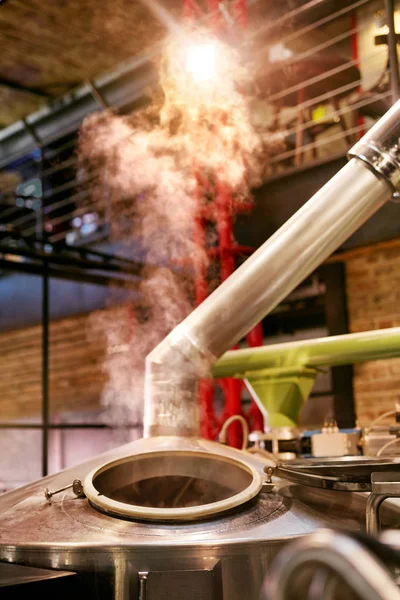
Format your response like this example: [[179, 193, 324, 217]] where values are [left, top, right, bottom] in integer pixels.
[[244, 367, 319, 429], [213, 328, 400, 431]]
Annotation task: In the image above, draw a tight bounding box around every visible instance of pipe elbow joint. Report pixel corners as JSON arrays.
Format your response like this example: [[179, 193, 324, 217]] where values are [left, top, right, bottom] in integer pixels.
[[143, 326, 216, 438]]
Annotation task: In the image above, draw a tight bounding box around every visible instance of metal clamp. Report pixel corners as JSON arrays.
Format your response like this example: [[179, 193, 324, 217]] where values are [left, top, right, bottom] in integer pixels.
[[44, 479, 85, 503], [261, 466, 275, 493], [366, 472, 400, 534], [348, 100, 400, 198]]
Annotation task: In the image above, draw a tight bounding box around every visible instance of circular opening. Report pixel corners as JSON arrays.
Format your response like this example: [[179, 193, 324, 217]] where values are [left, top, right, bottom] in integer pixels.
[[84, 451, 262, 522]]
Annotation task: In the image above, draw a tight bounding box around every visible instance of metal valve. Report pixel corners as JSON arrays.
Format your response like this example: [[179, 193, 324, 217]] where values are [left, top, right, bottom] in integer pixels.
[[44, 479, 85, 503]]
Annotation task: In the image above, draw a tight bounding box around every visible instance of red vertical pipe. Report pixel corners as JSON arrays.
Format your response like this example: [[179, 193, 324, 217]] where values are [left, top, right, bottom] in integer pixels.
[[232, 0, 248, 29], [200, 379, 216, 439], [183, 0, 193, 21], [215, 179, 243, 447], [193, 171, 209, 306], [194, 217, 215, 441], [246, 322, 263, 347], [184, 0, 254, 444], [216, 180, 235, 280], [193, 172, 215, 439], [207, 0, 223, 31], [193, 215, 208, 306], [245, 322, 265, 432]]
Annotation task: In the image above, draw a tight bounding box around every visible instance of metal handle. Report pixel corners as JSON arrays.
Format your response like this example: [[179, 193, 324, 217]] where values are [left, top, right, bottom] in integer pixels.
[[44, 479, 85, 502], [366, 472, 400, 534], [138, 571, 148, 600]]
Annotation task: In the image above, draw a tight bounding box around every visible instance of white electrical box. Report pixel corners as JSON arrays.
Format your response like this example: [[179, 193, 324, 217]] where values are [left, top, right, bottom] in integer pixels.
[[311, 424, 360, 458]]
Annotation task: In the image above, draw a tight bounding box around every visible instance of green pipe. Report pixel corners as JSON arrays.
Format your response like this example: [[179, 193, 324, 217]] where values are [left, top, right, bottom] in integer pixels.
[[212, 328, 400, 379]]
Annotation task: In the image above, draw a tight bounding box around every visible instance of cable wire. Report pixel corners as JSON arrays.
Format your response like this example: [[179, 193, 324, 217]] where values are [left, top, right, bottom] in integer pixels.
[[218, 414, 249, 450], [377, 437, 400, 457]]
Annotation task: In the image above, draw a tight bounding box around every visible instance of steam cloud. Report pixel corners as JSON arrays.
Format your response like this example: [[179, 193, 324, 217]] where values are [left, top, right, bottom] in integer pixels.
[[79, 27, 280, 438]]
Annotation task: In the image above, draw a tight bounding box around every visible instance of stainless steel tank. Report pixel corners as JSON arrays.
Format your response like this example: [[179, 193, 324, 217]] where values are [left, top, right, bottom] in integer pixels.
[[0, 437, 373, 599]]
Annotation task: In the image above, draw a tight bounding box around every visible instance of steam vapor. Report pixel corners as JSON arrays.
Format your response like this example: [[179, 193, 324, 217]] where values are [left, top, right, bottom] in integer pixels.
[[79, 27, 280, 437]]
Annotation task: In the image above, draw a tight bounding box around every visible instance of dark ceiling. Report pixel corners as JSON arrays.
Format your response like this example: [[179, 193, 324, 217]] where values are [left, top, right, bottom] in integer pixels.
[[0, 0, 356, 129], [0, 0, 172, 128]]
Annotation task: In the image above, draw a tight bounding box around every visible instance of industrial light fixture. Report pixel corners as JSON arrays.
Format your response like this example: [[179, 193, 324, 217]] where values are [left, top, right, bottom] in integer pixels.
[[184, 41, 217, 83]]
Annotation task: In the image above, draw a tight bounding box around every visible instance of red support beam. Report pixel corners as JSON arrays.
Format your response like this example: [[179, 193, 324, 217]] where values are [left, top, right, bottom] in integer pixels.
[[183, 0, 262, 446], [245, 322, 265, 432]]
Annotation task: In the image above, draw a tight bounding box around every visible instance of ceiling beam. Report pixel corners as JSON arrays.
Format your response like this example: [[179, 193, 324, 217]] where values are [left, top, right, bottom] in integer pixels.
[[0, 56, 157, 168], [0, 76, 52, 98]]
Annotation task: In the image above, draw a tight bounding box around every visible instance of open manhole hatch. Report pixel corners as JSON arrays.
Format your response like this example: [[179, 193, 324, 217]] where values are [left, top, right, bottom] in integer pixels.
[[84, 450, 263, 522]]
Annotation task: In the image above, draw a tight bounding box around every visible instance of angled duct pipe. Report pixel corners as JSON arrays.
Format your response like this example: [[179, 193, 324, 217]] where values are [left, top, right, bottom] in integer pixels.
[[144, 100, 400, 438]]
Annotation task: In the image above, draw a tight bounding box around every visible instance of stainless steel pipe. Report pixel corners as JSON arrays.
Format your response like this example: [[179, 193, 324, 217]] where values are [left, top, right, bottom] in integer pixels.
[[144, 101, 400, 438], [260, 529, 400, 600]]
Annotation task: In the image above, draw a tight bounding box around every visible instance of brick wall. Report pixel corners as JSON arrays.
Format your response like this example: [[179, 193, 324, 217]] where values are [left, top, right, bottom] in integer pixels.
[[345, 243, 400, 425], [0, 311, 107, 421], [0, 307, 144, 490]]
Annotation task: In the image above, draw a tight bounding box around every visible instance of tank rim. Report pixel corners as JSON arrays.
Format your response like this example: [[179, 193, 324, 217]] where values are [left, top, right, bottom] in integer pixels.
[[83, 448, 263, 522]]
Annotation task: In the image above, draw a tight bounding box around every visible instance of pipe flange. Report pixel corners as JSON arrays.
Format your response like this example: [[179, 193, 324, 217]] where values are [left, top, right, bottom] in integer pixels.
[[349, 140, 400, 200], [348, 100, 400, 200]]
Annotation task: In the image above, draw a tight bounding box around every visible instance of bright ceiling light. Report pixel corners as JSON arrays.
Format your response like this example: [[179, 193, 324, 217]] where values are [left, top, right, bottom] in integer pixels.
[[185, 42, 217, 84]]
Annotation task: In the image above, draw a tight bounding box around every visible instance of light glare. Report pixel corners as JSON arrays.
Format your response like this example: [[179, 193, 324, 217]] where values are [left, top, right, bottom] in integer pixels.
[[185, 42, 217, 83]]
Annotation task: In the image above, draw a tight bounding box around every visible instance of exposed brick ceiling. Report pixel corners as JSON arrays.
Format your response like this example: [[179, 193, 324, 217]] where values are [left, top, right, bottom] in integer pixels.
[[0, 0, 354, 129], [0, 0, 175, 127]]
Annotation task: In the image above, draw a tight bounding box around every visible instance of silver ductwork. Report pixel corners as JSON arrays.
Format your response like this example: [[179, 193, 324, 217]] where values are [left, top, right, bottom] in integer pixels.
[[144, 100, 400, 438]]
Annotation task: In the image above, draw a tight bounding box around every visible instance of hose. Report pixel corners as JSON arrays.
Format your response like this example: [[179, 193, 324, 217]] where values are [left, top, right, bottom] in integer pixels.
[[377, 437, 400, 457], [218, 415, 249, 450], [363, 408, 399, 438], [218, 415, 278, 463]]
